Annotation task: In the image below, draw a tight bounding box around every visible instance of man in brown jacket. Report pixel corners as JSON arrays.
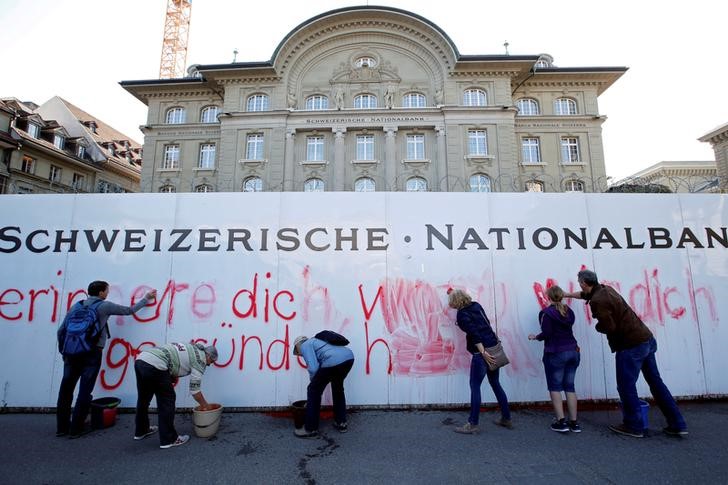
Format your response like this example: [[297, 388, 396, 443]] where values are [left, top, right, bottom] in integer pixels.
[[567, 269, 687, 438]]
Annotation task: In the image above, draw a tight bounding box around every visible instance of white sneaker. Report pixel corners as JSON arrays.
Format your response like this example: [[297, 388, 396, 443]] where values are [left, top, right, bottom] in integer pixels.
[[160, 434, 190, 449], [134, 425, 158, 440]]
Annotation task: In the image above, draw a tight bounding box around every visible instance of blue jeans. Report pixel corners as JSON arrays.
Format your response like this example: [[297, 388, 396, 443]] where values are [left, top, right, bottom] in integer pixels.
[[305, 359, 354, 432], [543, 350, 580, 392], [468, 353, 511, 425], [615, 337, 686, 432], [56, 348, 103, 435]]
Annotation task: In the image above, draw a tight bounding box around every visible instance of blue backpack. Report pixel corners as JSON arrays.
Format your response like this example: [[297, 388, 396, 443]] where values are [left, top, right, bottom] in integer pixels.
[[59, 300, 106, 355]]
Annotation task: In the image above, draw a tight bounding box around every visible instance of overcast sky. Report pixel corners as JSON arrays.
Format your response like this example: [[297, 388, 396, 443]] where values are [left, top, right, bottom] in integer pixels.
[[1, 0, 725, 179]]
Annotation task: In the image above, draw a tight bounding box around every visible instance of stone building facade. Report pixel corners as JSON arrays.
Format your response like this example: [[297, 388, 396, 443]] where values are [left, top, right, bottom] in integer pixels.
[[700, 122, 728, 192], [0, 97, 142, 194], [121, 6, 626, 193]]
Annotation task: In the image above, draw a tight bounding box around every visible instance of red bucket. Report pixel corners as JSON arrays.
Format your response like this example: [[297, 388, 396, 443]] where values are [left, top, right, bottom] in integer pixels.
[[91, 397, 121, 429]]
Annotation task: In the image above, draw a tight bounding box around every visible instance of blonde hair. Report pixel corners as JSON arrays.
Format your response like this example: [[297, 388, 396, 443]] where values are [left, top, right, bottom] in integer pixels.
[[448, 289, 472, 310], [546, 285, 568, 317]]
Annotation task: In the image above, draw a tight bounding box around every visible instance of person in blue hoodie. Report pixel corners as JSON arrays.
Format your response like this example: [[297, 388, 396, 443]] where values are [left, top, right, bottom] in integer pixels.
[[448, 289, 512, 434], [292, 334, 355, 438], [529, 285, 581, 433]]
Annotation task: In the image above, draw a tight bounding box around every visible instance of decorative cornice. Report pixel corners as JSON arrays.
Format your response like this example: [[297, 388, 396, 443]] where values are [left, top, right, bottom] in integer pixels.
[[217, 77, 282, 86], [449, 71, 521, 78], [142, 89, 218, 99]]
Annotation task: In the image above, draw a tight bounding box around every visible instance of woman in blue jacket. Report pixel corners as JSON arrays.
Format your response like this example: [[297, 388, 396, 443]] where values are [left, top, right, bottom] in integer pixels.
[[448, 289, 512, 434]]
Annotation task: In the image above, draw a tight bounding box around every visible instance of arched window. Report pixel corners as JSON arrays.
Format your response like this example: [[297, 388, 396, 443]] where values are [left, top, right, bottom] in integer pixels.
[[247, 94, 269, 112], [463, 89, 487, 107], [469, 174, 492, 192], [406, 177, 427, 192], [354, 177, 375, 192], [516, 98, 540, 116], [305, 95, 329, 110], [355, 57, 376, 68], [200, 106, 220, 123], [165, 107, 186, 124], [243, 177, 262, 192], [525, 180, 544, 192], [354, 94, 377, 109], [159, 184, 176, 193], [554, 98, 577, 115], [195, 184, 213, 193], [304, 178, 325, 192], [564, 179, 584, 192], [402, 92, 426, 108]]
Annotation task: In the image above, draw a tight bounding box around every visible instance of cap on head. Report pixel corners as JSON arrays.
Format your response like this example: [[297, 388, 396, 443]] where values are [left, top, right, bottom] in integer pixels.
[[293, 335, 308, 355], [204, 345, 218, 362]]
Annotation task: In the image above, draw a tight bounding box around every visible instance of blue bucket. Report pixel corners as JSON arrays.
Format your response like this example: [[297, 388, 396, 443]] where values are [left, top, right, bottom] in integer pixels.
[[618, 399, 650, 429]]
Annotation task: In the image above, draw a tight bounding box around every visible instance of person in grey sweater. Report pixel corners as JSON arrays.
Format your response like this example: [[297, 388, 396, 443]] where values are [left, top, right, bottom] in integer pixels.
[[56, 280, 156, 438]]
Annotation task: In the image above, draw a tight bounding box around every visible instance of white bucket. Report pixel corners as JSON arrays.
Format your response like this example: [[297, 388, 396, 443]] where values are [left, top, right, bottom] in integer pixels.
[[192, 403, 223, 438]]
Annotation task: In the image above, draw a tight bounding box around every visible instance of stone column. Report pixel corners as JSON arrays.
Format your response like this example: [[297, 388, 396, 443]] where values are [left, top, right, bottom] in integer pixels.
[[384, 126, 397, 190], [284, 129, 295, 191], [435, 125, 447, 191], [334, 128, 346, 190]]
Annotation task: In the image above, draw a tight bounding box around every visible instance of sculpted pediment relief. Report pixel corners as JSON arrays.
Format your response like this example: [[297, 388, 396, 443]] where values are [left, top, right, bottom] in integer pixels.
[[331, 60, 401, 84]]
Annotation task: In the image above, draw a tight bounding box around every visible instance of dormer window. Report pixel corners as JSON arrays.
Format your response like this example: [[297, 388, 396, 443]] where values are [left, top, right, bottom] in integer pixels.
[[108, 143, 115, 156], [27, 122, 40, 138], [77, 145, 86, 158], [86, 121, 98, 133], [53, 134, 65, 150]]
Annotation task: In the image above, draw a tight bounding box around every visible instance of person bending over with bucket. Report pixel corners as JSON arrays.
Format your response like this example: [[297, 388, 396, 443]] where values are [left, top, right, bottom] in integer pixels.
[[292, 333, 355, 438], [565, 269, 687, 438], [134, 342, 218, 449]]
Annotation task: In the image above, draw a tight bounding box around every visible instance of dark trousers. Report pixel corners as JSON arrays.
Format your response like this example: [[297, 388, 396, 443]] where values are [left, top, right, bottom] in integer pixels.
[[305, 359, 354, 432], [468, 353, 511, 425], [615, 337, 686, 432], [134, 360, 178, 446], [56, 348, 102, 435]]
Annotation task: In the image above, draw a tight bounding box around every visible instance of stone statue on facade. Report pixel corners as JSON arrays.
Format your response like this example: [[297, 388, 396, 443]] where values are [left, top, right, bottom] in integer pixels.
[[334, 86, 344, 110], [384, 85, 395, 109]]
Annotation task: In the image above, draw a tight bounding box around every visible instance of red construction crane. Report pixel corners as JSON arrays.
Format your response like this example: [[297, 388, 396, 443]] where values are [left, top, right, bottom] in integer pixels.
[[159, 0, 192, 79]]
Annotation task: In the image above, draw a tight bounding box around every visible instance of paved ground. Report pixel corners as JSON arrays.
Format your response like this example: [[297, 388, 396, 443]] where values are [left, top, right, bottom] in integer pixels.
[[1, 401, 727, 484]]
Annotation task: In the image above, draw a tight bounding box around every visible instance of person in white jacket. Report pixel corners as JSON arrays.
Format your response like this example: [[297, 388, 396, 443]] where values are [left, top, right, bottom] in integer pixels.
[[134, 342, 218, 449]]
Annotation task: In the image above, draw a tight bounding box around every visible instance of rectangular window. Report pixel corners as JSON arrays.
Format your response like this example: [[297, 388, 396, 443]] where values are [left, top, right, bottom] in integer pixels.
[[467, 130, 487, 156], [560, 137, 580, 163], [521, 137, 541, 163], [245, 134, 264, 160], [97, 180, 111, 193], [49, 165, 62, 182], [162, 145, 180, 169], [27, 123, 40, 138], [21, 156, 35, 173], [406, 134, 425, 160], [198, 143, 216, 168], [307, 136, 324, 161], [356, 135, 374, 160], [72, 173, 85, 191], [77, 145, 86, 159], [53, 135, 65, 150]]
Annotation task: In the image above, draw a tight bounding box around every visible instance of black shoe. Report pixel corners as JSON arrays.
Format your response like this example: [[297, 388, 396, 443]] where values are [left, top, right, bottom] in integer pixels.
[[333, 421, 348, 433], [550, 418, 569, 433], [663, 426, 688, 436], [608, 423, 644, 438], [568, 420, 582, 433], [68, 427, 92, 439], [56, 431, 68, 438]]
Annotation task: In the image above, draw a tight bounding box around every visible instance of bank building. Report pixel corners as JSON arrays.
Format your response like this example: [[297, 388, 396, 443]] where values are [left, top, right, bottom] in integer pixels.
[[121, 6, 626, 194]]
